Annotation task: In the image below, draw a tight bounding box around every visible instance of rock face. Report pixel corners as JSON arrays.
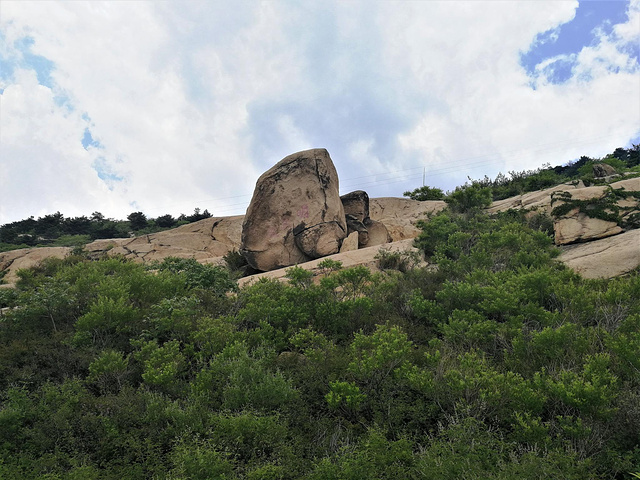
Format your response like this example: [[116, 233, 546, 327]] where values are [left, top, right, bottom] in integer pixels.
[[487, 181, 586, 215], [0, 247, 72, 285], [339, 231, 359, 253], [363, 218, 391, 247], [593, 163, 617, 178], [559, 229, 640, 279], [341, 190, 369, 222], [341, 190, 391, 248], [369, 197, 447, 241], [1, 166, 637, 286], [550, 178, 639, 245], [84, 216, 243, 262], [240, 149, 347, 271], [553, 211, 623, 245], [239, 238, 423, 287]]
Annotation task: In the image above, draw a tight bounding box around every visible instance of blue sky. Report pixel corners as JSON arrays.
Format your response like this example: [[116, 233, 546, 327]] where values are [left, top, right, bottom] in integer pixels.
[[521, 0, 635, 83], [1, 0, 638, 224]]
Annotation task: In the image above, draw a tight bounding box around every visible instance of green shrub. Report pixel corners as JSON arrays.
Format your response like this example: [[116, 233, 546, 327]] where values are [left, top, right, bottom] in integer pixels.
[[403, 185, 445, 201]]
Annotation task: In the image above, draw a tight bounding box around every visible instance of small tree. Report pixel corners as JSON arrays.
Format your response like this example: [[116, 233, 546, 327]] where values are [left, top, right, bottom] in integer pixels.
[[403, 185, 445, 201], [155, 214, 176, 228], [445, 183, 492, 213], [127, 211, 148, 230]]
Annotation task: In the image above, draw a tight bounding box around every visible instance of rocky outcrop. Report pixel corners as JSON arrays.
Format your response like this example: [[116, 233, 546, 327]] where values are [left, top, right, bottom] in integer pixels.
[[344, 215, 369, 246], [487, 181, 586, 215], [363, 218, 391, 247], [340, 190, 391, 248], [339, 231, 359, 253], [0, 247, 72, 284], [369, 197, 447, 241], [559, 229, 640, 279], [239, 238, 423, 287], [84, 215, 243, 262], [0, 196, 443, 286], [341, 190, 369, 222], [1, 166, 637, 286], [0, 217, 243, 286], [550, 178, 639, 245], [240, 149, 347, 272], [593, 163, 617, 178], [553, 212, 623, 245], [489, 178, 638, 216]]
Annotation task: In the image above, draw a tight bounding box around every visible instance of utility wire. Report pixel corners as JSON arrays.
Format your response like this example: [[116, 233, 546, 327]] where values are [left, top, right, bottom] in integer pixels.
[[148, 134, 622, 216]]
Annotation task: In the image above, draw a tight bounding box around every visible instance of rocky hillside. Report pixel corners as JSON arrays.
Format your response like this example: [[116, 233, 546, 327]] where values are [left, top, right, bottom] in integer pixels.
[[1, 174, 638, 286]]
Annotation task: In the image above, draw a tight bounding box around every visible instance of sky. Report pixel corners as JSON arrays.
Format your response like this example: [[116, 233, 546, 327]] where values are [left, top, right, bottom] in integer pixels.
[[1, 0, 639, 225]]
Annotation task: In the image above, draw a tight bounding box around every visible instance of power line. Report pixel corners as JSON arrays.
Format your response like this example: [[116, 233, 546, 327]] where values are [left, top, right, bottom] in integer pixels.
[[148, 134, 622, 216]]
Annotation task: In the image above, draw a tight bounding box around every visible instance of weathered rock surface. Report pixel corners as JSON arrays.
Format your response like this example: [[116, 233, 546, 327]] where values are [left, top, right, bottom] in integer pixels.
[[344, 214, 369, 246], [363, 218, 391, 247], [0, 217, 243, 286], [593, 163, 617, 178], [239, 238, 423, 287], [341, 190, 369, 222], [240, 149, 347, 271], [489, 178, 639, 215], [553, 210, 623, 245], [369, 198, 447, 241], [0, 247, 72, 284], [340, 190, 391, 248], [2, 175, 637, 286], [488, 181, 586, 214], [85, 215, 243, 262], [549, 177, 639, 245], [559, 229, 640, 279], [339, 231, 359, 253]]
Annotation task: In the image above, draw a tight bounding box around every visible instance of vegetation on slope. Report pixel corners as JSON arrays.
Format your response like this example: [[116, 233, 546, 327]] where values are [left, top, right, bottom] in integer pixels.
[[404, 145, 640, 202], [1, 189, 639, 479], [0, 208, 214, 253]]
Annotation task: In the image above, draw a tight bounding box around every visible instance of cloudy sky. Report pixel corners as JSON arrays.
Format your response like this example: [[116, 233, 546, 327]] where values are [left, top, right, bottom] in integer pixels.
[[1, 0, 639, 225]]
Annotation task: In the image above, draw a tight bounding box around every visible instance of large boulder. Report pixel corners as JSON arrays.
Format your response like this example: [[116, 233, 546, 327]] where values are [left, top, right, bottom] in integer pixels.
[[341, 190, 369, 222], [341, 190, 391, 247], [240, 149, 347, 271], [593, 163, 617, 178]]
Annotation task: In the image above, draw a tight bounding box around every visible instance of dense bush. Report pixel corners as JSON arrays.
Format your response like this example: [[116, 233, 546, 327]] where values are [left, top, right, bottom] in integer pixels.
[[1, 146, 640, 477], [1, 197, 639, 479]]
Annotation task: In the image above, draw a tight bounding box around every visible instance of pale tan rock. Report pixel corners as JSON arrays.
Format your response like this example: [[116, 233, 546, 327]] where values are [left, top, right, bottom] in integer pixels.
[[369, 198, 447, 241], [341, 190, 369, 222], [345, 215, 369, 246], [0, 247, 71, 284], [553, 210, 623, 245], [593, 163, 617, 178], [559, 229, 640, 279], [340, 231, 359, 253], [610, 177, 640, 191], [239, 238, 421, 287], [488, 181, 586, 214], [83, 215, 244, 263], [84, 238, 131, 253], [549, 177, 640, 245], [240, 149, 347, 271], [363, 218, 391, 247]]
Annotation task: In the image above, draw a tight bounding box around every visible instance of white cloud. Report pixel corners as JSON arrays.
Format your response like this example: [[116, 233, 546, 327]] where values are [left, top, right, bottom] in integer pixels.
[[385, 1, 638, 187], [0, 0, 638, 224], [0, 69, 131, 221]]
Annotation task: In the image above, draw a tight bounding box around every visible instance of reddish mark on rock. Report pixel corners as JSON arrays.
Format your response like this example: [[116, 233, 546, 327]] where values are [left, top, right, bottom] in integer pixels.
[[297, 204, 309, 219]]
